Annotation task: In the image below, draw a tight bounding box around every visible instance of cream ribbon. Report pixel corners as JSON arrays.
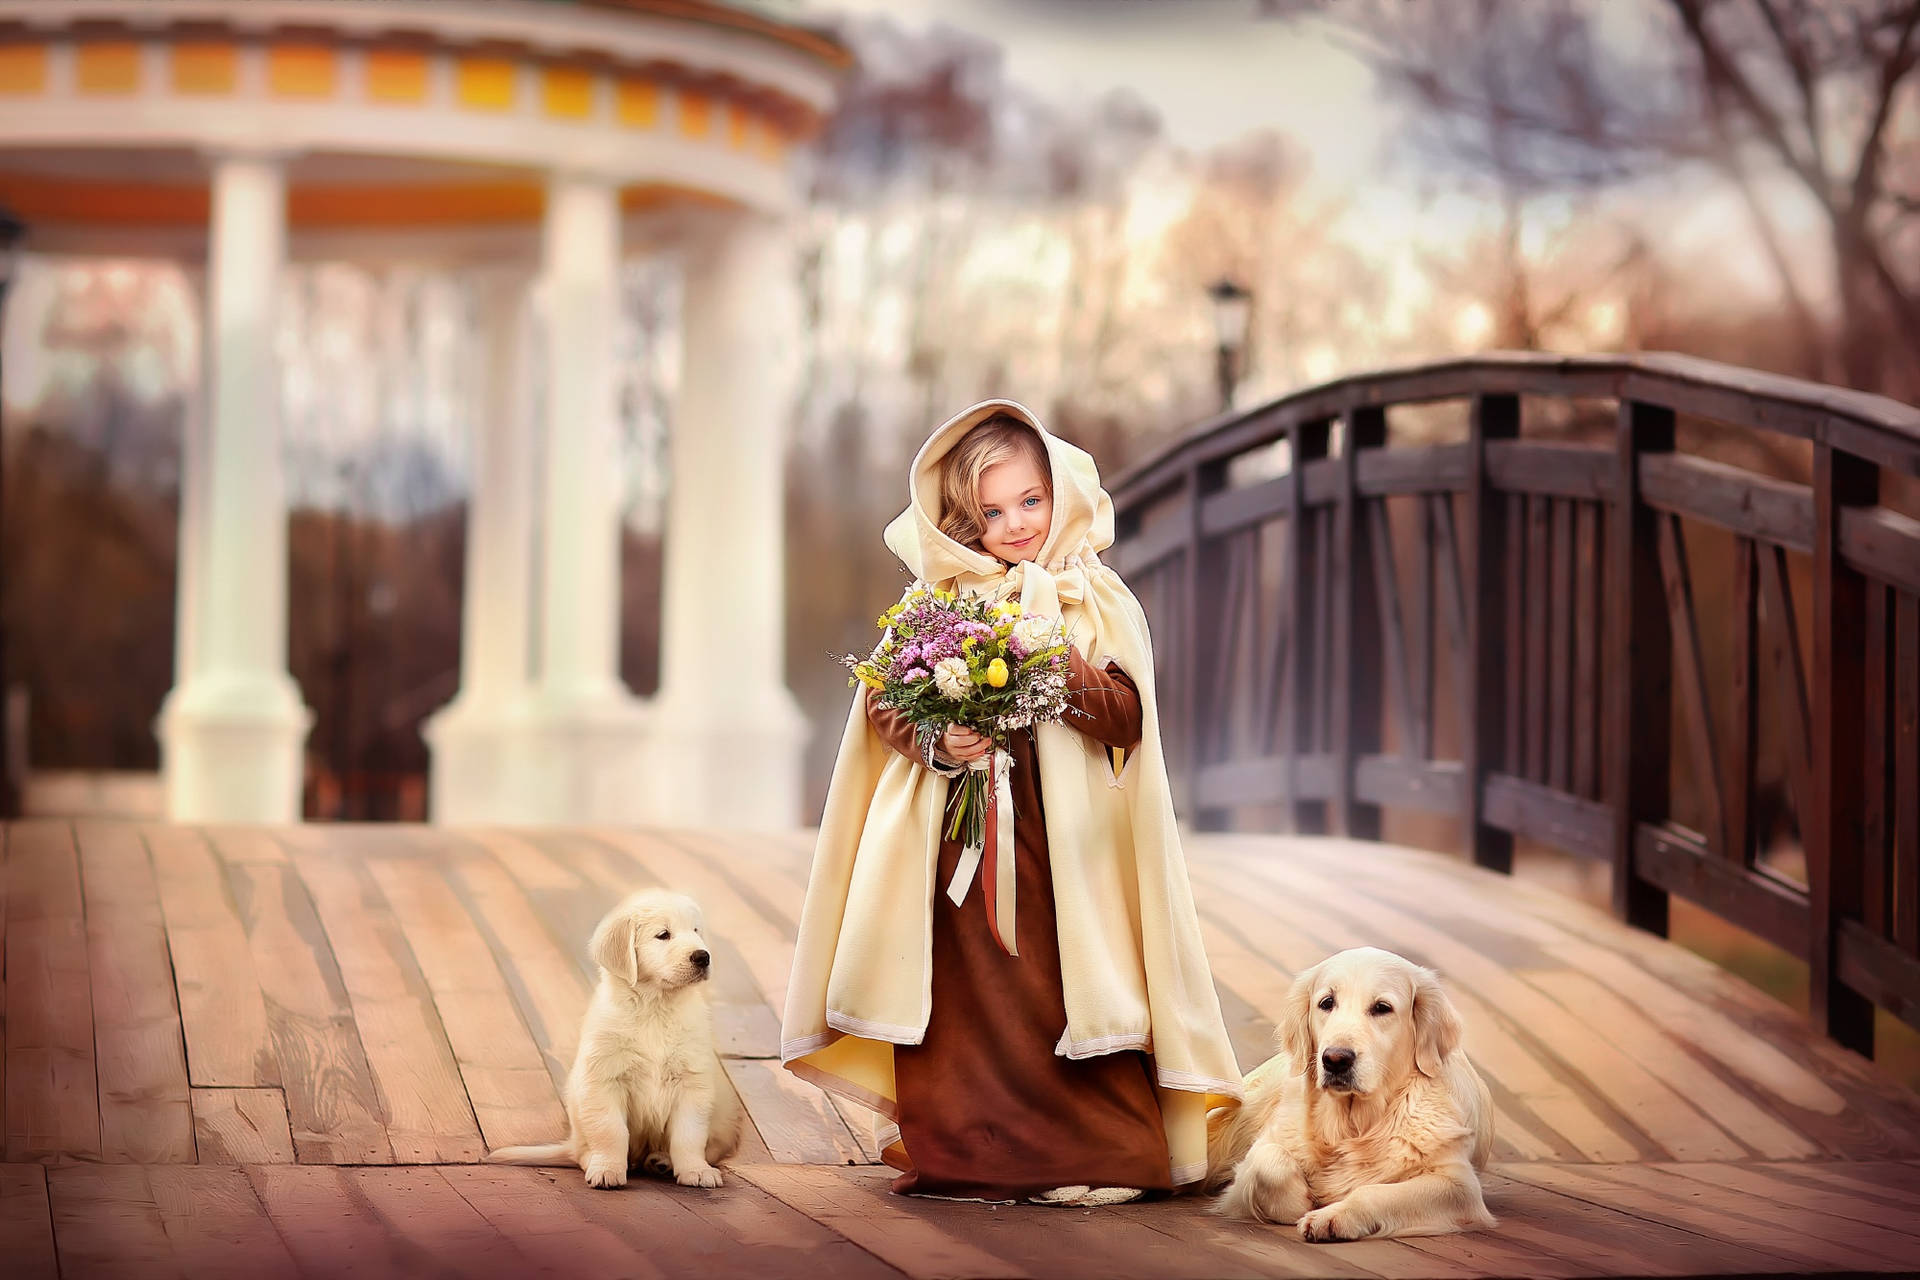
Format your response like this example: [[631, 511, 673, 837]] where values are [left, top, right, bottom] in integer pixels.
[[952, 547, 1100, 620], [939, 547, 1102, 956], [943, 746, 1018, 954]]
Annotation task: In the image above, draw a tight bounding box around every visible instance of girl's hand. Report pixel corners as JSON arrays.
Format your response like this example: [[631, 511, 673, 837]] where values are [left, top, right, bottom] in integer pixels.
[[941, 725, 990, 763]]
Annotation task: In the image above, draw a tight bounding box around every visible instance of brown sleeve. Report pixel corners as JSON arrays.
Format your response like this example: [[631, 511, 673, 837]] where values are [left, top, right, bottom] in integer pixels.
[[1064, 646, 1145, 753], [865, 690, 962, 771]]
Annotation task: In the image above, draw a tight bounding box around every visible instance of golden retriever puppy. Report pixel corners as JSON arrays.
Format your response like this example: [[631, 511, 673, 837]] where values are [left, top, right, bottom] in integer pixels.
[[1206, 947, 1495, 1241], [487, 888, 742, 1189]]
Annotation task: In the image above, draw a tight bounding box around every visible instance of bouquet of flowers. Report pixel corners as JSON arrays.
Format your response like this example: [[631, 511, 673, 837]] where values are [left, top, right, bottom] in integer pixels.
[[841, 583, 1075, 851]]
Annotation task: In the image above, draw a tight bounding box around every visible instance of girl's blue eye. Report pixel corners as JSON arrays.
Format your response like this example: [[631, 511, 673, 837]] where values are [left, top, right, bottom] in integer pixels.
[[1024, 496, 1040, 507], [984, 509, 999, 519]]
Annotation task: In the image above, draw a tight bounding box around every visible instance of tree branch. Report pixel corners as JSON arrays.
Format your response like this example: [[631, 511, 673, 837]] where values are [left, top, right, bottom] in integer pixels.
[[1753, 0, 1827, 176], [1667, 0, 1830, 198], [1849, 2, 1920, 217], [1366, 47, 1700, 184]]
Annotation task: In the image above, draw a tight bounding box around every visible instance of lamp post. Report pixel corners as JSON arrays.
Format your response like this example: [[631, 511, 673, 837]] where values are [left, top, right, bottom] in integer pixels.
[[0, 205, 25, 818], [1207, 277, 1252, 414]]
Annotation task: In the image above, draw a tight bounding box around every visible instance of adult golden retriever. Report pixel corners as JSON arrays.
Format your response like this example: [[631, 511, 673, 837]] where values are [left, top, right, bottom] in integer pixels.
[[1206, 947, 1495, 1241], [487, 889, 742, 1189]]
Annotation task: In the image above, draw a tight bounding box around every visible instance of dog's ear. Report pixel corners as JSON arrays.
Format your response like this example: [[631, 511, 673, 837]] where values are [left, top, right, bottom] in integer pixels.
[[1280, 962, 1319, 1077], [589, 909, 640, 985], [1411, 965, 1462, 1078]]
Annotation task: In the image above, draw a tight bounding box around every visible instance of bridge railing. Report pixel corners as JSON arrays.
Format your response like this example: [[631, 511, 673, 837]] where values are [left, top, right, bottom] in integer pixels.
[[1108, 352, 1920, 1053]]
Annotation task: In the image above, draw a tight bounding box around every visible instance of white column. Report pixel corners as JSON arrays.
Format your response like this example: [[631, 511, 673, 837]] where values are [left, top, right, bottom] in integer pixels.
[[422, 269, 538, 822], [517, 173, 647, 822], [639, 210, 806, 829], [173, 265, 208, 689], [156, 153, 312, 822], [537, 176, 626, 703]]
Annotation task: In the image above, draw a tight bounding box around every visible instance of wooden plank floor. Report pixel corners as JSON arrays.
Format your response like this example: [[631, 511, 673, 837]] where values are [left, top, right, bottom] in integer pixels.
[[4, 820, 1919, 1278]]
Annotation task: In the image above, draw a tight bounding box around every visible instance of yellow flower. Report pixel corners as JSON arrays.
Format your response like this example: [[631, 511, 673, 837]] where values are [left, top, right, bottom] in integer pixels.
[[962, 636, 976, 649], [860, 671, 885, 690], [986, 658, 1009, 688]]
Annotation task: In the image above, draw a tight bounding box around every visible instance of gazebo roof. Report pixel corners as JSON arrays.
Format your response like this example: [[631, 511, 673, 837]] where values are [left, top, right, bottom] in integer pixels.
[[0, 0, 850, 253], [564, 0, 852, 68]]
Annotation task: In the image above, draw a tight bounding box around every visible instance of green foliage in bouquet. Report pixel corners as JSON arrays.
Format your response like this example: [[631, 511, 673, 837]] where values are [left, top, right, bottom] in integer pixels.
[[839, 583, 1075, 848]]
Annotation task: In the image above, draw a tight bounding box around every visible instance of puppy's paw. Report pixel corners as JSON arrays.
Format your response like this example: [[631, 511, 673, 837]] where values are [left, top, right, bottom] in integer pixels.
[[584, 1159, 628, 1190], [675, 1163, 724, 1189], [1299, 1201, 1374, 1243], [642, 1152, 673, 1178]]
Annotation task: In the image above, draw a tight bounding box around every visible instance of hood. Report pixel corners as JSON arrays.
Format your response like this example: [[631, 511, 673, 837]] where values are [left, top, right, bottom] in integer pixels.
[[881, 399, 1115, 584]]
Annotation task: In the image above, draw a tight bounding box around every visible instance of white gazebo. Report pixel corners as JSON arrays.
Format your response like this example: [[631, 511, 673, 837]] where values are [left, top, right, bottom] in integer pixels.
[[0, 0, 845, 827]]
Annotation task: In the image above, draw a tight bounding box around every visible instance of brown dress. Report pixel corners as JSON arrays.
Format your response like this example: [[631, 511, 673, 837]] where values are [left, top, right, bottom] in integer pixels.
[[865, 647, 1173, 1200]]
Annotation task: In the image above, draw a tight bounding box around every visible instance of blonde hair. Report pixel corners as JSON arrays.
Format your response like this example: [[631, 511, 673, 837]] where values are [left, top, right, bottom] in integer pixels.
[[936, 414, 1052, 552]]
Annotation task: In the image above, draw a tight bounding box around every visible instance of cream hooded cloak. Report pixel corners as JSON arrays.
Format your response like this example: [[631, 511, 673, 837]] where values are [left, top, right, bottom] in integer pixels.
[[780, 400, 1242, 1187]]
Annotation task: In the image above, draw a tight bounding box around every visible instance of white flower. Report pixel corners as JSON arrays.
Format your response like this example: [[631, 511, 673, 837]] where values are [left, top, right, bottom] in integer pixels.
[[932, 657, 974, 699], [1014, 616, 1059, 649]]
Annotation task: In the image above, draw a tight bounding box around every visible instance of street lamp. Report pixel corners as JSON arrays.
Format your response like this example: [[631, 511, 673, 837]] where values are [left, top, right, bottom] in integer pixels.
[[1207, 277, 1253, 414], [0, 205, 26, 818]]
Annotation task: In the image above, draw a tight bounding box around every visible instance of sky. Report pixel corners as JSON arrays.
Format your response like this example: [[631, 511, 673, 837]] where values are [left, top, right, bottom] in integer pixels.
[[811, 0, 1394, 187], [805, 0, 1821, 305]]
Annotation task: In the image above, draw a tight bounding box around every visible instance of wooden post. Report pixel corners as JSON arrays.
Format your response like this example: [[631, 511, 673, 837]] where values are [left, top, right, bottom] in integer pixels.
[[1810, 443, 1877, 1055], [1608, 399, 1674, 935], [1333, 406, 1388, 839], [1725, 537, 1758, 868], [1463, 393, 1518, 873], [1185, 460, 1232, 831], [1285, 418, 1333, 834]]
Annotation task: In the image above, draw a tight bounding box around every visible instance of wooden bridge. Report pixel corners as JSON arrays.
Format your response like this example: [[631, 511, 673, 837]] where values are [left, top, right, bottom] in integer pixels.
[[1109, 352, 1920, 1054], [4, 818, 1920, 1278], [6, 353, 1920, 1277]]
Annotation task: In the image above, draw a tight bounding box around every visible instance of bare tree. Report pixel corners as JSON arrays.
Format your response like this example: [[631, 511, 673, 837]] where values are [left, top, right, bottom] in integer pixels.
[[1273, 0, 1920, 395]]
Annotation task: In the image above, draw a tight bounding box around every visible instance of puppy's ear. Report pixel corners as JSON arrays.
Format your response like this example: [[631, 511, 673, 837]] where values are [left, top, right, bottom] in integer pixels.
[[1280, 962, 1319, 1077], [1412, 966, 1462, 1078], [589, 910, 640, 985]]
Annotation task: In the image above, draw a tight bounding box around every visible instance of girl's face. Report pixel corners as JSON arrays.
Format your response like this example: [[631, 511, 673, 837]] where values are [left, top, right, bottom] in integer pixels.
[[977, 452, 1053, 564]]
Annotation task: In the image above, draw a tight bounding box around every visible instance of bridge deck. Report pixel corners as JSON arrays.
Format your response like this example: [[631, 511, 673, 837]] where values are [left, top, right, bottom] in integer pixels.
[[4, 820, 1918, 1278]]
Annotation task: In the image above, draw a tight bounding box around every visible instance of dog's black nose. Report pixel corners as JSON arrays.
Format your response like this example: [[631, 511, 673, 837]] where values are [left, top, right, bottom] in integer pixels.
[[691, 950, 711, 969], [1321, 1047, 1356, 1075]]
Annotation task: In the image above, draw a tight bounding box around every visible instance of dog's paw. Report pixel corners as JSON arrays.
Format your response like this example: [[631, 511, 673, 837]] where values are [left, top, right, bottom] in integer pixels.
[[642, 1152, 673, 1178], [1214, 1157, 1309, 1224], [675, 1164, 724, 1189], [584, 1159, 628, 1190], [1299, 1202, 1373, 1243]]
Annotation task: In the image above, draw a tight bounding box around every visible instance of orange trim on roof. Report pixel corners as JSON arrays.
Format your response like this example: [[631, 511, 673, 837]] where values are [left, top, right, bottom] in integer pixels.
[[0, 173, 742, 228], [268, 43, 336, 98], [0, 42, 46, 95], [678, 88, 713, 139], [365, 49, 429, 103], [616, 77, 660, 127], [292, 182, 542, 226], [171, 42, 235, 95], [543, 65, 595, 118], [457, 55, 518, 111], [75, 41, 141, 94]]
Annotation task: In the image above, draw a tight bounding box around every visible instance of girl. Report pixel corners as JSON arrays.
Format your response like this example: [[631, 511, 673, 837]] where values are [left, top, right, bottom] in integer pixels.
[[782, 400, 1241, 1205]]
